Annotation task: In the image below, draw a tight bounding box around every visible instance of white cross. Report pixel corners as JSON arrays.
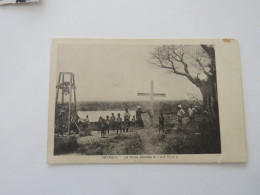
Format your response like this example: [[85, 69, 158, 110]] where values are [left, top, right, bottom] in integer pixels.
[[137, 80, 166, 123]]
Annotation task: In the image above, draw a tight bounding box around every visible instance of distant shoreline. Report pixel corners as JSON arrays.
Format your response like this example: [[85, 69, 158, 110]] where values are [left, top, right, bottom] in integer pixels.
[[76, 99, 203, 112], [77, 99, 202, 103]]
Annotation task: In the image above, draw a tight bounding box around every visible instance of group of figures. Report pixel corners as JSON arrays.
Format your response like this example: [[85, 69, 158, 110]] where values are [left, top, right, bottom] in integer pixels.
[[177, 104, 198, 127], [96, 106, 147, 138], [158, 104, 198, 134], [88, 104, 198, 138], [55, 103, 200, 137], [55, 106, 147, 137]]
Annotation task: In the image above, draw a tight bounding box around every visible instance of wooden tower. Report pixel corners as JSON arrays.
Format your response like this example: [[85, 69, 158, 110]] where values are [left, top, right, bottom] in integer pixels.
[[55, 72, 77, 138]]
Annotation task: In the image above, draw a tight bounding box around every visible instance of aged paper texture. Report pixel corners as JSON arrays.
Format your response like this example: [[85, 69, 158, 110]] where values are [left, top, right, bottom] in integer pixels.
[[47, 39, 247, 164]]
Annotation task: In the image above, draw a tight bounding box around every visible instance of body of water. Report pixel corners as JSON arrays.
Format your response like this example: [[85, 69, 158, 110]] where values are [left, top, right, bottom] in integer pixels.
[[77, 110, 136, 122]]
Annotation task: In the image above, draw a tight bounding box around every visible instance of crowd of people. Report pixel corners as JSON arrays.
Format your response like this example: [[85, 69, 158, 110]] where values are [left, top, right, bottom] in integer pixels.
[[77, 104, 199, 138], [55, 103, 201, 137], [96, 107, 146, 138]]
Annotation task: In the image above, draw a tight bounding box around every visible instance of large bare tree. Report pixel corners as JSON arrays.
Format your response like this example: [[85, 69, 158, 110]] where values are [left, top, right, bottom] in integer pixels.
[[149, 45, 219, 125]]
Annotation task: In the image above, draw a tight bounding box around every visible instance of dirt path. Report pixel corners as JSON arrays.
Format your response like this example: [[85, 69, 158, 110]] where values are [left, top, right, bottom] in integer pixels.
[[134, 128, 163, 154]]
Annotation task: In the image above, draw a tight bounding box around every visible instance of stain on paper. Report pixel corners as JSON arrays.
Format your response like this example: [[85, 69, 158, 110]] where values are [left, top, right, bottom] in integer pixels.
[[223, 39, 232, 43]]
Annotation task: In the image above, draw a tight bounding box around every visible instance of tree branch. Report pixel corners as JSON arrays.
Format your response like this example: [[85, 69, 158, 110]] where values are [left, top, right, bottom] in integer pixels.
[[167, 58, 188, 77], [185, 91, 203, 106], [149, 45, 200, 85]]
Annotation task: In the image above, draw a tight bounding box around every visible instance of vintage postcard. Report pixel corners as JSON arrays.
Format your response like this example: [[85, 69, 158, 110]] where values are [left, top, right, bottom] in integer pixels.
[[0, 0, 38, 5], [47, 39, 247, 164]]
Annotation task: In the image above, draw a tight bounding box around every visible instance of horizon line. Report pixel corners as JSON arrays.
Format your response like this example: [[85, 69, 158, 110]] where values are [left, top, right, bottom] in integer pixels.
[[77, 99, 202, 102]]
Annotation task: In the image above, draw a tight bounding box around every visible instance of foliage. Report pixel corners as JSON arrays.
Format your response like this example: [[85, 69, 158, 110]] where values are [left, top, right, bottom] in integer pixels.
[[78, 100, 202, 112], [54, 136, 78, 155], [162, 121, 221, 154]]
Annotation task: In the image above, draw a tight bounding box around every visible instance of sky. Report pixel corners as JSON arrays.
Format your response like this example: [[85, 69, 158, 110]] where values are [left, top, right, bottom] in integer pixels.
[[57, 43, 203, 102]]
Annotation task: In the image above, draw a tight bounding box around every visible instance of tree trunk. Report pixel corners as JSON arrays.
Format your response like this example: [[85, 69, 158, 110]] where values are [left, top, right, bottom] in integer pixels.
[[198, 80, 219, 126], [198, 81, 208, 108]]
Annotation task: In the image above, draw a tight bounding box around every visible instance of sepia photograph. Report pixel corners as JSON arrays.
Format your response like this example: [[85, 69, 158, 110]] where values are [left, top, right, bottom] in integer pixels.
[[47, 39, 247, 163], [2, 1, 259, 194]]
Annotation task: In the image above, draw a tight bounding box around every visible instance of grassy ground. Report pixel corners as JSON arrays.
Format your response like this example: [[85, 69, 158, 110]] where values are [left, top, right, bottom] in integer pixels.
[[54, 116, 221, 155], [54, 136, 78, 155], [77, 133, 144, 155]]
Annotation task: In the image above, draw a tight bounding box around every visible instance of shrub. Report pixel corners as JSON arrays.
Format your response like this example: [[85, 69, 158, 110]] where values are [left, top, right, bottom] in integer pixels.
[[54, 136, 78, 155], [162, 121, 221, 154]]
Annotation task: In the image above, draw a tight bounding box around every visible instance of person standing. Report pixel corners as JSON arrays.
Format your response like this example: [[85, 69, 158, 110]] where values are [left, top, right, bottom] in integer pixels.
[[98, 116, 105, 138], [187, 104, 197, 126], [105, 115, 110, 135], [124, 108, 131, 132], [84, 115, 90, 129], [136, 106, 147, 129], [159, 112, 165, 134], [110, 113, 116, 131], [116, 113, 122, 134], [177, 105, 185, 130]]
